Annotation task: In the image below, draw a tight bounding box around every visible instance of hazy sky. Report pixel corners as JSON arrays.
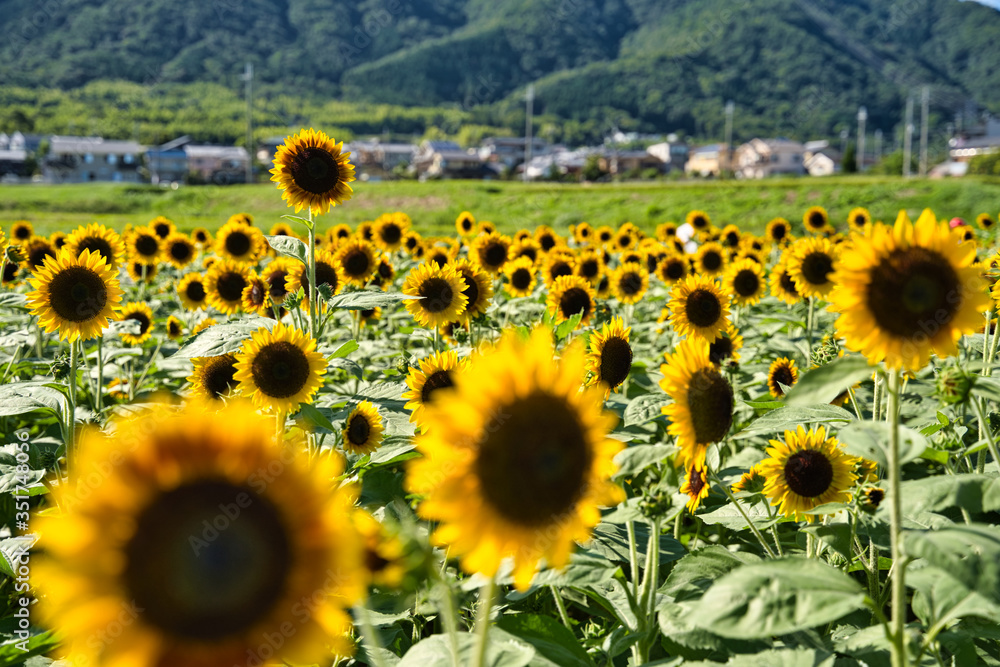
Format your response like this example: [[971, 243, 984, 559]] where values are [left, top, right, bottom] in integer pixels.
[[970, 0, 1000, 8]]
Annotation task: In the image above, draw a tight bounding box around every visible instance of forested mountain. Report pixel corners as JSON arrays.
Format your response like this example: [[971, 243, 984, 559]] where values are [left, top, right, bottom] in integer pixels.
[[1, 0, 998, 144]]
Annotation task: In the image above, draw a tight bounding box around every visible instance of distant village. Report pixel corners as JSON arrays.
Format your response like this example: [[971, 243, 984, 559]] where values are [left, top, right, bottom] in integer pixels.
[[1, 118, 999, 186]]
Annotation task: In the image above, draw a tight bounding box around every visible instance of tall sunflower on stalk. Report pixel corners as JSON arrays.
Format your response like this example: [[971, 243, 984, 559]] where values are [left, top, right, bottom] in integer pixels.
[[32, 400, 365, 666], [406, 327, 624, 591], [402, 262, 468, 329], [660, 336, 735, 470], [234, 323, 327, 414], [26, 249, 123, 342], [270, 128, 356, 214], [829, 209, 990, 371]]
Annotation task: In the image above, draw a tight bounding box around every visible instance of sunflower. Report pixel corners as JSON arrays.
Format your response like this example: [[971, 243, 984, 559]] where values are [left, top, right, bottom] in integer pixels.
[[159, 233, 196, 269], [205, 259, 250, 315], [127, 226, 162, 266], [830, 210, 990, 371], [786, 237, 839, 298], [269, 222, 297, 238], [342, 401, 385, 455], [10, 220, 33, 242], [534, 225, 561, 252], [166, 315, 184, 341], [479, 220, 496, 235], [402, 230, 423, 256], [354, 510, 408, 589], [234, 323, 327, 413], [261, 258, 296, 306], [242, 273, 270, 317], [403, 350, 465, 429], [543, 252, 577, 286], [586, 317, 632, 397], [767, 357, 799, 398], [450, 258, 493, 319], [285, 250, 345, 309], [22, 236, 56, 271], [177, 272, 209, 311], [26, 248, 123, 342], [572, 221, 594, 245], [708, 324, 743, 366], [732, 464, 767, 494], [803, 206, 830, 234], [127, 260, 158, 284], [403, 262, 468, 329], [720, 224, 742, 249], [455, 211, 476, 237], [769, 260, 802, 305], [50, 232, 67, 250], [424, 244, 452, 268], [610, 261, 649, 305], [334, 237, 378, 286], [547, 275, 597, 329], [191, 227, 212, 246], [765, 218, 792, 245], [471, 232, 511, 275], [848, 207, 872, 232], [228, 212, 254, 227], [619, 249, 646, 268], [215, 221, 265, 264], [358, 307, 381, 327], [657, 222, 678, 241], [369, 256, 395, 290], [722, 257, 767, 307], [193, 317, 217, 334], [686, 210, 711, 231], [574, 249, 604, 284], [613, 228, 636, 252], [188, 354, 240, 401], [119, 302, 155, 345], [694, 242, 726, 277], [681, 465, 710, 512], [508, 238, 540, 266], [149, 216, 175, 239], [270, 128, 356, 214], [977, 213, 996, 232], [503, 256, 537, 297], [329, 223, 353, 244], [406, 328, 623, 591], [961, 226, 977, 244], [373, 213, 409, 252], [668, 275, 731, 342], [760, 425, 857, 521], [32, 401, 364, 666], [660, 336, 735, 470], [655, 254, 689, 284], [65, 223, 126, 270]]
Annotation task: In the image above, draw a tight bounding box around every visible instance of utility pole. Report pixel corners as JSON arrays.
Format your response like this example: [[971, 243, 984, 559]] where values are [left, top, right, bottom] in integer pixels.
[[874, 129, 883, 162], [857, 106, 867, 173], [723, 100, 734, 178], [523, 84, 534, 183], [243, 61, 254, 185], [919, 85, 929, 177], [903, 96, 914, 179]]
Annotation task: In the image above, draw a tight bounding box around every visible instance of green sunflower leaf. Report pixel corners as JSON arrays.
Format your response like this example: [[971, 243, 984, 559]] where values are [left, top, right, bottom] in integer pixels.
[[327, 290, 418, 310], [170, 317, 275, 358], [692, 557, 867, 638], [264, 234, 308, 264], [733, 405, 854, 440], [0, 382, 68, 418], [622, 393, 667, 427], [0, 293, 27, 310], [837, 420, 927, 470], [497, 614, 596, 667], [903, 524, 1000, 605], [783, 356, 872, 406]]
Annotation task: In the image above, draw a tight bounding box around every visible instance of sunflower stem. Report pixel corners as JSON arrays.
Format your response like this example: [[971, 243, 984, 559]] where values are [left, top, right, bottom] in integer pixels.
[[805, 297, 815, 366], [887, 369, 909, 667], [770, 525, 784, 557], [94, 336, 104, 413], [431, 563, 462, 665], [626, 521, 641, 602], [471, 575, 496, 667], [66, 340, 78, 467], [354, 602, 389, 667], [847, 386, 863, 420], [971, 397, 1000, 471], [307, 210, 318, 341], [550, 586, 573, 630], [715, 472, 777, 558]]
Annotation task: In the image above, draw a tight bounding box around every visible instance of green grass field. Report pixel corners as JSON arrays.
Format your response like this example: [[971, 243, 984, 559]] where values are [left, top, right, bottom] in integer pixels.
[[3, 176, 1000, 237]]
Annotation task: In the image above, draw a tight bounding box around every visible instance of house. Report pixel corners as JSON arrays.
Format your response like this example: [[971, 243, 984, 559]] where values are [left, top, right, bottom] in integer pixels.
[[0, 133, 30, 179], [524, 148, 593, 180], [478, 137, 550, 170], [685, 144, 726, 177], [949, 136, 1000, 162], [342, 139, 417, 178], [646, 140, 689, 172], [184, 145, 249, 184], [146, 136, 192, 185], [734, 138, 806, 179], [803, 140, 842, 177], [43, 136, 145, 183], [414, 141, 488, 180], [598, 150, 664, 176]]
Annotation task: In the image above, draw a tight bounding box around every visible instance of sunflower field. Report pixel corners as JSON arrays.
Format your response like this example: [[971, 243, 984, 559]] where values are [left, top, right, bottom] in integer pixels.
[[1, 129, 1000, 667]]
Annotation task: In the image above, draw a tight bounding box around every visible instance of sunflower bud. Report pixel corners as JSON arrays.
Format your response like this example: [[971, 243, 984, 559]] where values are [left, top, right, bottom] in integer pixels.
[[395, 355, 410, 375], [49, 353, 71, 380], [935, 366, 973, 406], [860, 487, 885, 513], [4, 244, 25, 264], [283, 287, 304, 311]]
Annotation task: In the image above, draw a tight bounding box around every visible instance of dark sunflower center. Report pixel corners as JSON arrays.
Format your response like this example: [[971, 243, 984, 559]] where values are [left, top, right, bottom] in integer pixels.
[[475, 391, 591, 526], [28, 244, 55, 269], [14, 226, 30, 240], [250, 341, 311, 398], [599, 336, 632, 388], [380, 224, 402, 244], [420, 369, 454, 404], [430, 252, 449, 268], [347, 413, 371, 446], [597, 276, 609, 294], [185, 280, 207, 303], [692, 215, 707, 228], [559, 287, 591, 320], [725, 232, 740, 247], [315, 261, 340, 292], [225, 231, 251, 257], [135, 234, 159, 257], [779, 270, 798, 295], [378, 262, 393, 279], [153, 223, 171, 238], [247, 282, 266, 307], [616, 235, 631, 249], [48, 267, 109, 323], [665, 260, 685, 280], [984, 218, 995, 228], [808, 212, 826, 229], [853, 214, 867, 226], [801, 252, 834, 286], [733, 270, 760, 297], [76, 237, 113, 261], [580, 259, 600, 279], [519, 247, 538, 263], [708, 337, 734, 365], [618, 271, 643, 296], [289, 147, 341, 194], [203, 355, 238, 398], [770, 364, 795, 394], [550, 260, 572, 280], [267, 271, 289, 299], [511, 268, 532, 290], [461, 218, 473, 231], [685, 289, 722, 328], [783, 449, 834, 497], [539, 234, 556, 251], [772, 224, 787, 240], [2, 263, 16, 282], [460, 272, 480, 309], [687, 468, 706, 495], [168, 320, 181, 336], [195, 231, 209, 243], [123, 480, 291, 640], [343, 250, 371, 277], [170, 241, 193, 262], [483, 242, 506, 267], [701, 250, 722, 272], [686, 367, 734, 444], [217, 272, 247, 302], [126, 311, 151, 335], [418, 277, 455, 314], [865, 247, 960, 338], [600, 232, 612, 243], [365, 548, 390, 573], [360, 308, 376, 319], [866, 488, 885, 506]]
